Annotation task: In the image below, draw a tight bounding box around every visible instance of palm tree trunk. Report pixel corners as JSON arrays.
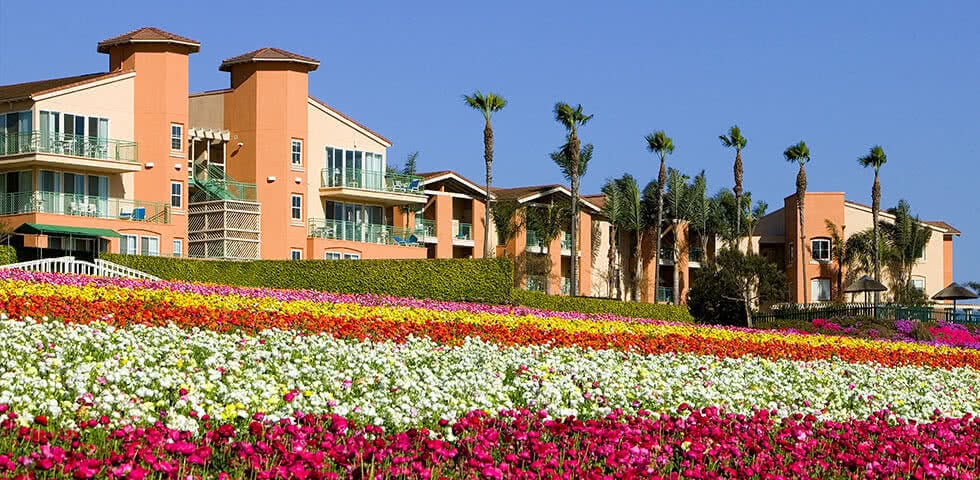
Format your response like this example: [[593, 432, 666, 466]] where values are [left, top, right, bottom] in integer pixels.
[[797, 165, 808, 305], [653, 158, 666, 303], [570, 175, 579, 297], [634, 229, 642, 302], [734, 148, 743, 251], [872, 172, 880, 306], [672, 223, 680, 305], [483, 120, 494, 259], [607, 225, 618, 299]]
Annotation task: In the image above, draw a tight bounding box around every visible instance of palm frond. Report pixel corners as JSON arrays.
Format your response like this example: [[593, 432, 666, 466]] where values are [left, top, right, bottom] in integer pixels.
[[857, 145, 887, 171], [783, 140, 810, 165]]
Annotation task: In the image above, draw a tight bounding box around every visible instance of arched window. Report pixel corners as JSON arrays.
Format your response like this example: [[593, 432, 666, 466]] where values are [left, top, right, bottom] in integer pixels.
[[811, 238, 831, 262]]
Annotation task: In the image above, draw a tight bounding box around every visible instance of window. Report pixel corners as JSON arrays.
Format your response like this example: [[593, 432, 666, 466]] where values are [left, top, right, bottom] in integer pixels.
[[290, 249, 302, 260], [325, 146, 385, 188], [811, 278, 831, 302], [811, 238, 831, 262], [291, 195, 302, 221], [324, 252, 342, 260], [343, 253, 360, 260], [291, 139, 303, 167], [170, 182, 183, 209], [173, 239, 183, 258], [170, 124, 183, 151], [120, 235, 137, 255], [140, 236, 160, 256], [912, 277, 926, 291]]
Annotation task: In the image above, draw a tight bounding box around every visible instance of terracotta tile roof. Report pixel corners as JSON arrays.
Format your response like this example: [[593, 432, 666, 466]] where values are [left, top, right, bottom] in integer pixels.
[[582, 194, 606, 210], [0, 70, 132, 102], [924, 220, 961, 235], [418, 170, 483, 186], [308, 96, 390, 145], [97, 27, 200, 53], [220, 48, 319, 72]]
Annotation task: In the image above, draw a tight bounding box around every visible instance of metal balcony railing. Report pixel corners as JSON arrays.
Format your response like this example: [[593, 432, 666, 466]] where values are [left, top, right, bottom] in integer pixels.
[[656, 286, 674, 303], [0, 191, 170, 223], [415, 218, 436, 237], [308, 218, 425, 247], [0, 131, 138, 163], [320, 168, 423, 194], [454, 222, 472, 241]]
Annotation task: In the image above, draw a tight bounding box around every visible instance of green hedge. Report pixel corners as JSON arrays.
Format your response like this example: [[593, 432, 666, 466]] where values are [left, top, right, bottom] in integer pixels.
[[510, 289, 693, 323], [102, 254, 513, 304], [0, 246, 15, 265]]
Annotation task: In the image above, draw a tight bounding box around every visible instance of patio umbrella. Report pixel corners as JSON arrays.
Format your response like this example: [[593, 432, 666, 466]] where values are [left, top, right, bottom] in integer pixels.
[[844, 275, 888, 317], [931, 282, 979, 312]]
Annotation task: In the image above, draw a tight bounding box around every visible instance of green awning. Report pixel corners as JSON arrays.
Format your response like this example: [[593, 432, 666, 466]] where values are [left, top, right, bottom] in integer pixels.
[[15, 223, 121, 238]]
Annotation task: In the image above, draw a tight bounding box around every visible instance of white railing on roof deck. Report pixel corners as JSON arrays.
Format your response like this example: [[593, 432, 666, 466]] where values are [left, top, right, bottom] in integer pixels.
[[0, 256, 159, 280]]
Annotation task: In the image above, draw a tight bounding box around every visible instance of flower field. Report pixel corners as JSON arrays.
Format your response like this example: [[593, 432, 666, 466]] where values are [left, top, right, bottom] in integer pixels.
[[0, 270, 979, 478]]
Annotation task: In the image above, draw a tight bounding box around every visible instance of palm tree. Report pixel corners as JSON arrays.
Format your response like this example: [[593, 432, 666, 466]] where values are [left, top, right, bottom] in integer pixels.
[[664, 168, 691, 305], [719, 126, 747, 249], [553, 103, 593, 297], [687, 171, 713, 262], [744, 196, 767, 255], [600, 179, 623, 299], [645, 131, 675, 303], [825, 220, 847, 301], [858, 145, 887, 304], [783, 141, 811, 304], [879, 199, 932, 290], [616, 174, 644, 301], [463, 91, 507, 258], [402, 151, 419, 176]]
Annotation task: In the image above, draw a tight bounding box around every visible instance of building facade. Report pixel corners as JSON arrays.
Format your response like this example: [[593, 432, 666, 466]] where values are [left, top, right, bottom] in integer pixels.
[[0, 27, 961, 306]]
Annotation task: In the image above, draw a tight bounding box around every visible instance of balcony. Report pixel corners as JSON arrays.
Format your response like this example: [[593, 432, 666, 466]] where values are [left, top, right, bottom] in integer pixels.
[[656, 286, 674, 303], [560, 232, 573, 255], [0, 131, 141, 173], [319, 168, 426, 206], [0, 191, 170, 224], [560, 277, 571, 295], [659, 246, 675, 264], [526, 275, 546, 293], [689, 247, 705, 263], [415, 218, 437, 242], [308, 218, 425, 247], [453, 221, 473, 245]]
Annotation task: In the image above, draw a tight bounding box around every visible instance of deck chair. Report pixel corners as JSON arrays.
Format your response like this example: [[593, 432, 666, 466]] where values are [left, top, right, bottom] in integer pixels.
[[131, 207, 146, 221], [392, 235, 408, 246], [406, 179, 420, 191], [407, 234, 419, 245]]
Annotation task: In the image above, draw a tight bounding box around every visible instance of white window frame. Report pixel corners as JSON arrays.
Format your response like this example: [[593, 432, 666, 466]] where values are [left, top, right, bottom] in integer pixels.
[[170, 181, 183, 209], [120, 234, 137, 255], [811, 278, 831, 302], [343, 253, 360, 260], [172, 239, 183, 258], [290, 249, 302, 260], [291, 194, 302, 222], [911, 277, 926, 291], [140, 236, 160, 257], [291, 139, 303, 167], [170, 124, 183, 152], [811, 238, 831, 263], [324, 251, 342, 260]]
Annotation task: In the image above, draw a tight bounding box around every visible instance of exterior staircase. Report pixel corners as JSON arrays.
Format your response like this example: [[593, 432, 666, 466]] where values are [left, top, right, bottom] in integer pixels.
[[187, 160, 261, 259]]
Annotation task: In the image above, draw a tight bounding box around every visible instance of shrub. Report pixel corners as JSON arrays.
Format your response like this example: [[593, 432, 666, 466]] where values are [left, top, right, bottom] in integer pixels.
[[510, 289, 693, 323], [688, 249, 788, 327], [102, 255, 513, 304], [910, 321, 935, 341], [0, 245, 15, 265]]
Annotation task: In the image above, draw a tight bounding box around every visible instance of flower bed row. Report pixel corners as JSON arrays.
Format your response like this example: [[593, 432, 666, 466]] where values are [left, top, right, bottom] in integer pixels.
[[1, 405, 979, 480], [1, 319, 978, 432], [4, 282, 980, 372]]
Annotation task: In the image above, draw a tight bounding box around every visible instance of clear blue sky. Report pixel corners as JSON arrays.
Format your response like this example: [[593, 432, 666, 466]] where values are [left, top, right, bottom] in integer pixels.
[[2, 1, 979, 282]]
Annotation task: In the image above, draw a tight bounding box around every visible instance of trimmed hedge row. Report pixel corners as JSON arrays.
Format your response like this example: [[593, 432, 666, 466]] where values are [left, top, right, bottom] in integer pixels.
[[102, 254, 514, 304], [510, 289, 693, 323], [0, 246, 15, 265]]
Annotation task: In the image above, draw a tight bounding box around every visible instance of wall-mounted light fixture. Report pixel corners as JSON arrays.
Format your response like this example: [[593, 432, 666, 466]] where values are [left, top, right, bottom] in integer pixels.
[[175, 163, 182, 170], [294, 177, 302, 184], [145, 162, 155, 169], [267, 176, 277, 183]]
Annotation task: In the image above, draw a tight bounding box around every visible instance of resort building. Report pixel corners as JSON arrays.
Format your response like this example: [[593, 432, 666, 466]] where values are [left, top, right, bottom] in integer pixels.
[[0, 26, 961, 307], [493, 185, 599, 296], [753, 192, 959, 303]]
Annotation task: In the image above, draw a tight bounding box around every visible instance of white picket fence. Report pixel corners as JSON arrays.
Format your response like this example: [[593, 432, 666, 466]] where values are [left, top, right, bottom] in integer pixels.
[[0, 256, 159, 280]]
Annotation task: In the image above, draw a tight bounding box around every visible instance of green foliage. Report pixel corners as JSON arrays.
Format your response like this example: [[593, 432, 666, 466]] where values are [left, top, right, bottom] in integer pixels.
[[492, 199, 523, 245], [102, 255, 514, 304], [510, 289, 693, 323], [891, 284, 933, 307], [0, 246, 16, 265], [403, 151, 419, 176], [857, 145, 887, 171], [463, 91, 507, 121], [687, 248, 788, 327]]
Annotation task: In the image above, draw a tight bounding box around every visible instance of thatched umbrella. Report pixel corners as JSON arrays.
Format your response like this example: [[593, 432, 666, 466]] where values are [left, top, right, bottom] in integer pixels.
[[844, 275, 888, 317], [932, 282, 979, 313]]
